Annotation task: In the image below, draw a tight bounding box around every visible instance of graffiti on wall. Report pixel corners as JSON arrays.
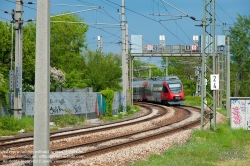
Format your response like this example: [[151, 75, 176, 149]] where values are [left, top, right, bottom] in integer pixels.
[[12, 92, 96, 116], [73, 93, 84, 114], [8, 92, 122, 117], [231, 98, 250, 130], [232, 106, 242, 125]]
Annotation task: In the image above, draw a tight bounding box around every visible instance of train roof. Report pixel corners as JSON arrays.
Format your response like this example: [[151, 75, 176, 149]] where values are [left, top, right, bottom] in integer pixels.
[[133, 76, 182, 86], [133, 80, 146, 87], [151, 76, 180, 81]]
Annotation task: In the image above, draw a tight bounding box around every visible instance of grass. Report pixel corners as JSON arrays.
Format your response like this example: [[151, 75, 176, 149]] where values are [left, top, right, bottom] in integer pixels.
[[130, 120, 250, 166], [184, 95, 213, 107], [2, 97, 249, 165], [50, 110, 86, 128], [100, 105, 141, 121], [129, 96, 250, 166], [0, 105, 140, 136], [0, 110, 86, 136]]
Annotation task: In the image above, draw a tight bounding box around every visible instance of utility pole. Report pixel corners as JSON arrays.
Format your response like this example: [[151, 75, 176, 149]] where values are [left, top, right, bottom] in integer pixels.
[[14, 0, 23, 119], [212, 0, 217, 129], [33, 0, 50, 165], [226, 37, 230, 118], [159, 35, 167, 76], [125, 23, 130, 105], [221, 23, 227, 107], [121, 0, 127, 112], [200, 0, 217, 130], [97, 36, 102, 52]]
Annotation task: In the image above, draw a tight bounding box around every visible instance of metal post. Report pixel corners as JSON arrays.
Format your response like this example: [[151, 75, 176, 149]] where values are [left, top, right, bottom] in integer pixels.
[[165, 57, 168, 76], [129, 43, 133, 104], [131, 58, 134, 105], [121, 0, 126, 112], [126, 23, 130, 105], [33, 0, 50, 165], [219, 53, 223, 107], [200, 0, 207, 130], [222, 23, 227, 107], [14, 0, 23, 119], [200, 0, 216, 130], [11, 23, 14, 70], [212, 0, 217, 130], [226, 37, 230, 118], [97, 36, 102, 52]]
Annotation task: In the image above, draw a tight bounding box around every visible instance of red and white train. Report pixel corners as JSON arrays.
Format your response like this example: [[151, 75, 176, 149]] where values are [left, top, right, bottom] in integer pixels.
[[133, 76, 185, 105]]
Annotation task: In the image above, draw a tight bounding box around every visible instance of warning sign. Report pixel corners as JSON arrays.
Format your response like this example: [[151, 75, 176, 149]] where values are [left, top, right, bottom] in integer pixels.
[[191, 45, 198, 50], [147, 44, 153, 50]]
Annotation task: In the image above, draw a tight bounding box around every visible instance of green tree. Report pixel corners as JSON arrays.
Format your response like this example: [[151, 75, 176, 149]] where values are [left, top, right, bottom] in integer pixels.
[[84, 51, 122, 92], [22, 22, 36, 91], [0, 21, 12, 80], [21, 13, 89, 91], [0, 73, 8, 106], [50, 13, 88, 74], [229, 14, 250, 97], [132, 59, 152, 78], [63, 70, 87, 88], [0, 21, 12, 105]]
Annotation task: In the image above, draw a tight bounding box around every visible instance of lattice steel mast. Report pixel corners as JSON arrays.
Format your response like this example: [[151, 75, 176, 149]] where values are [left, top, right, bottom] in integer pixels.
[[200, 0, 217, 130]]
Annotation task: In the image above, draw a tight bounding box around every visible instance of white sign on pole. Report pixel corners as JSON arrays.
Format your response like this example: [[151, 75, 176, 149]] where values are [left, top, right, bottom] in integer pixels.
[[159, 35, 165, 41], [210, 74, 219, 90]]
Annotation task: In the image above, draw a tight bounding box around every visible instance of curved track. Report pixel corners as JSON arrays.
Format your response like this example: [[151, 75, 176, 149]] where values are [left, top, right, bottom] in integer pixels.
[[0, 103, 201, 165]]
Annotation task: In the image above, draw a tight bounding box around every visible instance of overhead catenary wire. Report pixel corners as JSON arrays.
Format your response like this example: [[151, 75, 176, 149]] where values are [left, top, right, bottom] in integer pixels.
[[51, 4, 98, 8], [75, 0, 125, 49], [105, 0, 187, 45], [50, 8, 102, 18], [2, 0, 245, 54], [0, 16, 11, 21], [5, 0, 36, 10], [0, 8, 11, 14], [2, 0, 125, 53], [157, 0, 193, 44], [161, 0, 196, 21], [215, 2, 235, 23]]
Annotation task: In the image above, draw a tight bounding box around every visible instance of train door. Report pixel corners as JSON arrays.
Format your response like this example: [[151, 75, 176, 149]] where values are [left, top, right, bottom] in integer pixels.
[[133, 85, 140, 101], [146, 83, 154, 101], [161, 83, 169, 100], [152, 84, 162, 102]]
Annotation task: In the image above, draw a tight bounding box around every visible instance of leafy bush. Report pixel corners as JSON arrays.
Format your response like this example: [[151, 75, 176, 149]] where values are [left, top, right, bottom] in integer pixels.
[[50, 109, 84, 127], [126, 105, 134, 115], [101, 88, 114, 116], [0, 116, 20, 131]]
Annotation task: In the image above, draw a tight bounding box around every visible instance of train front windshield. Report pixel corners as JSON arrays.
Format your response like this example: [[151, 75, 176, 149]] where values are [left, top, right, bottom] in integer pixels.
[[168, 83, 182, 93]]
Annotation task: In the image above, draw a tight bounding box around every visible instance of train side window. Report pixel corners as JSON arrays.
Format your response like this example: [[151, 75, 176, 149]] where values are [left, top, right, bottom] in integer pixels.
[[152, 84, 162, 92], [162, 86, 168, 93]]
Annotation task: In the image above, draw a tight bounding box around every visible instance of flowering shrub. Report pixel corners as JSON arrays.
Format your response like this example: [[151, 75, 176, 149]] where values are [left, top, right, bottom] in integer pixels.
[[50, 67, 66, 91], [23, 83, 35, 92]]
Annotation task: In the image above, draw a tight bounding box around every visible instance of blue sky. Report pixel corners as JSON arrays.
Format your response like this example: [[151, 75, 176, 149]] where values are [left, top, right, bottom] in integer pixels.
[[1, 0, 249, 66]]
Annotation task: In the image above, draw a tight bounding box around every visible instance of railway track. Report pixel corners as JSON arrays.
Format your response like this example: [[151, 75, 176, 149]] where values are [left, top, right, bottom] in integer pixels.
[[0, 104, 163, 162], [0, 106, 151, 145], [0, 104, 201, 165], [0, 105, 155, 149]]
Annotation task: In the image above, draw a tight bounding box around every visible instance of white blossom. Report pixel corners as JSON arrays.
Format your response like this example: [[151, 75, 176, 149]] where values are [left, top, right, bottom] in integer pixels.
[[50, 67, 66, 85]]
